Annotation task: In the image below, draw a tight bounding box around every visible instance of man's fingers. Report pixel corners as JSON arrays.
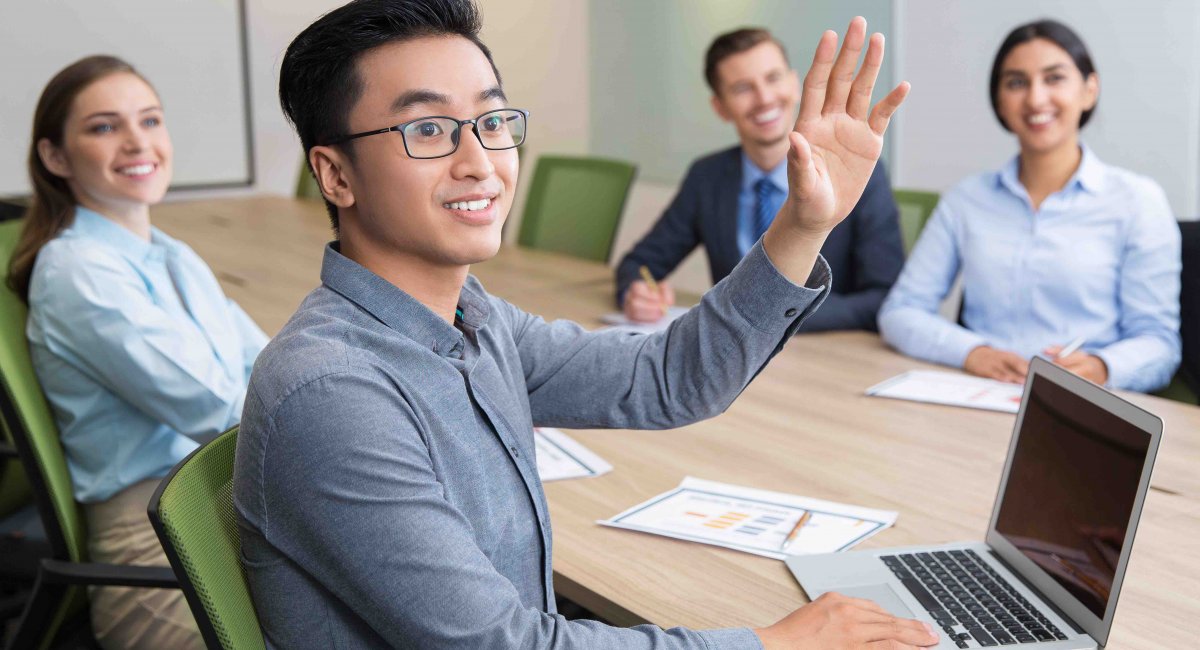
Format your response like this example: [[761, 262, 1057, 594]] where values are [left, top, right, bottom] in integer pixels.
[[787, 131, 816, 198], [661, 283, 676, 305], [798, 30, 838, 122], [846, 32, 884, 119], [860, 619, 940, 646], [868, 81, 910, 136], [823, 16, 868, 115]]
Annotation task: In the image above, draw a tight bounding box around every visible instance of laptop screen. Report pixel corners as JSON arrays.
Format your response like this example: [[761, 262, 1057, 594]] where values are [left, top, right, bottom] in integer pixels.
[[993, 373, 1149, 620]]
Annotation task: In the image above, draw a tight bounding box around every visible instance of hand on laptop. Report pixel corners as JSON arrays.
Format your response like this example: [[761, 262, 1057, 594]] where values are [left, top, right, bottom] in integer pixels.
[[623, 279, 676, 322], [964, 346, 1029, 384], [754, 592, 939, 649]]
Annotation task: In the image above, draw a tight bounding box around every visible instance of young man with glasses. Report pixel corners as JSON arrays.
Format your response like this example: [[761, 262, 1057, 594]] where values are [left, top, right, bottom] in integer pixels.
[[233, 1, 936, 648], [616, 28, 904, 332]]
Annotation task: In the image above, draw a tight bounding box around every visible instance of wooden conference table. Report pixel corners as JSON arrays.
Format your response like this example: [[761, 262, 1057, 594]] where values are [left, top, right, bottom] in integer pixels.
[[153, 196, 1200, 648]]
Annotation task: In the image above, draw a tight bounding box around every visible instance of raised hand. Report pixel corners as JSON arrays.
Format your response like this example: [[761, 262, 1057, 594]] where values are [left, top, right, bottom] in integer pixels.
[[778, 17, 909, 237]]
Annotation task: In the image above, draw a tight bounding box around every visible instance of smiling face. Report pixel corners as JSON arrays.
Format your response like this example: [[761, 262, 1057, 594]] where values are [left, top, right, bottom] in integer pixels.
[[710, 41, 799, 150], [322, 35, 518, 271], [39, 71, 172, 215], [996, 38, 1098, 156]]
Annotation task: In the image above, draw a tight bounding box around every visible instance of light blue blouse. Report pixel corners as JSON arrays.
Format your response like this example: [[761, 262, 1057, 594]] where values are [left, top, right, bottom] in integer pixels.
[[878, 147, 1181, 392], [27, 207, 267, 502]]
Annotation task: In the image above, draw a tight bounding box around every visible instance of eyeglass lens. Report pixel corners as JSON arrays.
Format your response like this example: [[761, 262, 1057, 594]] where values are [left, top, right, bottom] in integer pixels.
[[402, 109, 526, 159]]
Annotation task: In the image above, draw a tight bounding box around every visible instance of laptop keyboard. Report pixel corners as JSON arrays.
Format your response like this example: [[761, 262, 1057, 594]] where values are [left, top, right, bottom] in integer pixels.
[[881, 550, 1068, 647]]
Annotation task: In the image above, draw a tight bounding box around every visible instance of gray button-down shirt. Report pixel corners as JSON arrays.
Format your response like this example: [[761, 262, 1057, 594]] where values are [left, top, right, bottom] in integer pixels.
[[234, 240, 830, 648]]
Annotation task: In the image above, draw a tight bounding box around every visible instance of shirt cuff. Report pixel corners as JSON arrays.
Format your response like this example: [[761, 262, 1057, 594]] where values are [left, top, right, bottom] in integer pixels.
[[697, 627, 764, 649], [942, 327, 991, 369], [718, 240, 832, 335]]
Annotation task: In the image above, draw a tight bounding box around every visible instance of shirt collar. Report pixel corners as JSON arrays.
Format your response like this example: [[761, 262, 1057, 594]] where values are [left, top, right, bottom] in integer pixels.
[[319, 243, 481, 356], [739, 149, 788, 195], [996, 144, 1106, 197], [67, 206, 175, 265]]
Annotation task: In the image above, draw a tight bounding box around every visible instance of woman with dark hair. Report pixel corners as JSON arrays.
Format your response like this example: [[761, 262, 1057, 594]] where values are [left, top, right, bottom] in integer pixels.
[[879, 19, 1181, 393], [8, 56, 265, 648]]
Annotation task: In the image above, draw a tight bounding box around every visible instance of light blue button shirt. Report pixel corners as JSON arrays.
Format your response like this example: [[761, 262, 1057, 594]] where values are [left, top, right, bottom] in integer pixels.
[[26, 206, 267, 502], [878, 147, 1181, 392], [736, 152, 789, 255]]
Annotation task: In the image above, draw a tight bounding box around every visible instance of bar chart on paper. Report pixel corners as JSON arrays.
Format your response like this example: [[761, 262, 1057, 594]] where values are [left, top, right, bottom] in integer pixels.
[[600, 477, 897, 560]]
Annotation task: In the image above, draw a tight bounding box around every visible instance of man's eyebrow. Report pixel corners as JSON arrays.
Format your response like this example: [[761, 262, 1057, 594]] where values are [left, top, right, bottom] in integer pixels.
[[390, 89, 452, 113], [479, 86, 507, 103]]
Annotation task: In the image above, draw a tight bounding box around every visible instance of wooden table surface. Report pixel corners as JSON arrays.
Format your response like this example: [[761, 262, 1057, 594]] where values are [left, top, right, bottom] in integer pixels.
[[153, 196, 1200, 647]]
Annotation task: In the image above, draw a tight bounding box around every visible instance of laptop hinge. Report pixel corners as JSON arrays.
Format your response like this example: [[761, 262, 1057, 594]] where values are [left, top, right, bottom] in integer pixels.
[[988, 550, 1086, 635]]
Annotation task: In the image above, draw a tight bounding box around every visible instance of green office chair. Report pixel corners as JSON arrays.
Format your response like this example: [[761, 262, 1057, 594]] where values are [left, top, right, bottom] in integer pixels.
[[149, 427, 265, 650], [0, 219, 177, 650], [516, 155, 637, 263], [295, 158, 323, 202], [893, 189, 940, 255]]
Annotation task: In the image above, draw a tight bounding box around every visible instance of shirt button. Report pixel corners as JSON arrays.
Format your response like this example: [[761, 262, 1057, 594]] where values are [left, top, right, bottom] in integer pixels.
[[785, 308, 798, 318], [510, 445, 520, 457]]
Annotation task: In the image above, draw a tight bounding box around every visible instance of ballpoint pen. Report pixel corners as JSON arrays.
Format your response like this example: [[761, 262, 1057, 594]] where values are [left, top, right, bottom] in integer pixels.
[[779, 510, 812, 551], [638, 265, 667, 318], [1056, 335, 1086, 360]]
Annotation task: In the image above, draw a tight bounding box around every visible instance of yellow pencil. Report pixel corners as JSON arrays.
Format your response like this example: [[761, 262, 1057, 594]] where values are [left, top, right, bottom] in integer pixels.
[[780, 510, 812, 551], [638, 265, 667, 317]]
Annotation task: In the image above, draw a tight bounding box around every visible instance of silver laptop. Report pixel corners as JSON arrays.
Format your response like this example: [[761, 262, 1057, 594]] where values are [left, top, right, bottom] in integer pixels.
[[787, 357, 1162, 649]]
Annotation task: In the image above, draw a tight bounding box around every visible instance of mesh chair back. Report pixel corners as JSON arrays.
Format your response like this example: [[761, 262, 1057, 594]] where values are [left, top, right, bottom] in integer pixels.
[[0, 220, 86, 562], [516, 155, 636, 263], [150, 427, 264, 650], [893, 189, 940, 254], [0, 218, 92, 647]]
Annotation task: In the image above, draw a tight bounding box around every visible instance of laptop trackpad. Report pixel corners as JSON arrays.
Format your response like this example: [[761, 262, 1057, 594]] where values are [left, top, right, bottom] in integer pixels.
[[837, 584, 916, 618]]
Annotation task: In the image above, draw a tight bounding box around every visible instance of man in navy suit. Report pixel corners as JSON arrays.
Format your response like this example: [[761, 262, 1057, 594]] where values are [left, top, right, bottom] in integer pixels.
[[616, 27, 904, 332]]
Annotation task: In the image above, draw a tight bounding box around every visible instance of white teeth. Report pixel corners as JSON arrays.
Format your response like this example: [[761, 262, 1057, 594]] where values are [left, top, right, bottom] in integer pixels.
[[443, 198, 492, 212], [118, 164, 154, 176], [753, 108, 781, 124], [1027, 113, 1055, 125]]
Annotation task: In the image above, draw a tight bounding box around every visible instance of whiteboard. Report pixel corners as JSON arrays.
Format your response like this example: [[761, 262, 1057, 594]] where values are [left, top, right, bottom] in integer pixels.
[[0, 0, 253, 196]]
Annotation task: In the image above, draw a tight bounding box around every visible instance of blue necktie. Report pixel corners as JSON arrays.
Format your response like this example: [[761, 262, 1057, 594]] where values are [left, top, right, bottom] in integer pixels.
[[753, 177, 777, 242]]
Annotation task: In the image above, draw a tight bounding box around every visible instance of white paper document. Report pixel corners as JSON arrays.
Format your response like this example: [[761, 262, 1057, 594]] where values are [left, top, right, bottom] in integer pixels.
[[599, 477, 897, 560], [534, 427, 613, 482], [866, 370, 1023, 413], [599, 306, 689, 334]]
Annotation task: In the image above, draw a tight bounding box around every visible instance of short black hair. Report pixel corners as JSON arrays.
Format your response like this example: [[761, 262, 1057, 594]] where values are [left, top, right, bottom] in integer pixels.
[[704, 27, 789, 95], [279, 0, 501, 230], [989, 19, 1097, 132]]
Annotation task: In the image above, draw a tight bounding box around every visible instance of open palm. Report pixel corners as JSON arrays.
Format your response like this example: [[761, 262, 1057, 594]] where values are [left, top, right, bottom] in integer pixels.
[[783, 18, 909, 235]]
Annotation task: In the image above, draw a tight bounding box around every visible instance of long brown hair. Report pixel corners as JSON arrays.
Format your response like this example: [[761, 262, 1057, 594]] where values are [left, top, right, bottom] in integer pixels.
[[8, 55, 150, 301]]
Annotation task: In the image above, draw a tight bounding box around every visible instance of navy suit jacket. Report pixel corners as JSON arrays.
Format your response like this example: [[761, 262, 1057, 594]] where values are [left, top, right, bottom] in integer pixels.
[[616, 146, 904, 331]]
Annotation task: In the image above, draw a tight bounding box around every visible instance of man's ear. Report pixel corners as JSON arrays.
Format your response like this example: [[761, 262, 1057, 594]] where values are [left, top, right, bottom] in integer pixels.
[[309, 145, 355, 209], [710, 94, 732, 123], [37, 138, 71, 179]]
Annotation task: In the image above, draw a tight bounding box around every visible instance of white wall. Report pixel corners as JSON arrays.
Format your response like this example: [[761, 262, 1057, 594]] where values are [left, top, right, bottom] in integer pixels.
[[171, 0, 591, 226], [892, 0, 1200, 218]]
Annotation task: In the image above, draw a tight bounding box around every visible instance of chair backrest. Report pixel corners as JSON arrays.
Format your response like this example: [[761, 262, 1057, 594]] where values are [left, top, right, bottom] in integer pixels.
[[295, 158, 322, 201], [1180, 220, 1200, 392], [149, 427, 265, 650], [893, 189, 940, 254], [0, 219, 86, 564], [516, 155, 636, 263]]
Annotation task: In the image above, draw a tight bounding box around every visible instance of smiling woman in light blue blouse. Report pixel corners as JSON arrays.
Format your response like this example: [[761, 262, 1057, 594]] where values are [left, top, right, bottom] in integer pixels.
[[7, 56, 265, 650], [878, 19, 1181, 393]]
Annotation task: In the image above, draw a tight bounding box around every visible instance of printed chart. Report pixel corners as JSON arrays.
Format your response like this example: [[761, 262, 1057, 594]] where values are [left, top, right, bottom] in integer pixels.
[[601, 477, 897, 560], [534, 427, 613, 482], [867, 370, 1024, 413]]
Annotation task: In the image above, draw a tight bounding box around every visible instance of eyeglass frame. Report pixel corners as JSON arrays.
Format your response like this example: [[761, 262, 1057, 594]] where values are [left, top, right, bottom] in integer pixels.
[[321, 108, 529, 159]]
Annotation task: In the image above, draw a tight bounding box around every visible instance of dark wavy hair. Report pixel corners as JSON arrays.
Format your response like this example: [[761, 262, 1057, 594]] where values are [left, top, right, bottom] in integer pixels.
[[279, 0, 501, 231], [704, 27, 789, 95], [8, 55, 151, 302], [989, 19, 1097, 132]]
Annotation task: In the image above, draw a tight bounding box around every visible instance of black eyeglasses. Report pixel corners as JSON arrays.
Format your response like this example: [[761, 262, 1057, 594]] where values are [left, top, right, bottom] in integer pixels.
[[324, 108, 528, 159]]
